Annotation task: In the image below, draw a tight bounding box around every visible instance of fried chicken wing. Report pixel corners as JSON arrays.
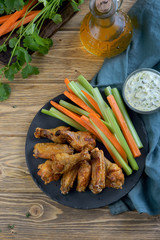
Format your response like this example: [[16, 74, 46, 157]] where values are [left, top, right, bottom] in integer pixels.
[[37, 160, 61, 184], [104, 157, 124, 189], [56, 130, 96, 152], [52, 150, 90, 174], [34, 126, 70, 143], [33, 142, 74, 160], [76, 161, 91, 192], [89, 148, 106, 194], [60, 165, 79, 195]]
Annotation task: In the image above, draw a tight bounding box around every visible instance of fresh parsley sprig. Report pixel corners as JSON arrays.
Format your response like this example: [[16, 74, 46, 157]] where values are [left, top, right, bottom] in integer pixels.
[[0, 0, 84, 101]]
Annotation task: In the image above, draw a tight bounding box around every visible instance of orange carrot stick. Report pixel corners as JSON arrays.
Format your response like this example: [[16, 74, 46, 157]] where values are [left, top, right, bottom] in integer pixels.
[[107, 95, 141, 158], [2, 11, 40, 36], [64, 78, 74, 93], [0, 11, 39, 25], [81, 90, 103, 117], [80, 115, 100, 138], [89, 113, 128, 163], [0, 0, 37, 37], [50, 101, 95, 133], [64, 91, 101, 118]]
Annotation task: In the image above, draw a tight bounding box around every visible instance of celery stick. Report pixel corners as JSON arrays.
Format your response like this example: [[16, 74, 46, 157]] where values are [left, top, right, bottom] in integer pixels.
[[77, 74, 94, 95], [41, 108, 86, 132], [90, 120, 133, 175], [69, 81, 98, 112], [101, 119, 113, 133], [104, 86, 112, 96], [92, 88, 139, 171], [59, 100, 89, 117], [112, 88, 143, 149], [68, 81, 90, 106], [76, 82, 91, 95], [92, 87, 110, 122]]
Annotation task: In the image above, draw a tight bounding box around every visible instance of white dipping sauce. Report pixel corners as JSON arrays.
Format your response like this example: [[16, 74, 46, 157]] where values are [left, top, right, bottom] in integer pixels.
[[124, 70, 160, 112]]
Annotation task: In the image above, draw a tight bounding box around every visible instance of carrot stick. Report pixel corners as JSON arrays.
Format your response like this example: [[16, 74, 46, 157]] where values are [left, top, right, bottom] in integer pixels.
[[2, 11, 40, 36], [107, 95, 141, 158], [81, 90, 103, 117], [64, 78, 74, 93], [0, 0, 37, 37], [89, 113, 128, 163], [50, 101, 95, 133], [0, 11, 39, 25], [64, 91, 101, 118], [80, 115, 100, 138]]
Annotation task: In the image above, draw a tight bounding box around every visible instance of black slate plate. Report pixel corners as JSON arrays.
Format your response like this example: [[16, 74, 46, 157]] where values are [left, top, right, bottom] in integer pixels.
[[25, 89, 149, 209]]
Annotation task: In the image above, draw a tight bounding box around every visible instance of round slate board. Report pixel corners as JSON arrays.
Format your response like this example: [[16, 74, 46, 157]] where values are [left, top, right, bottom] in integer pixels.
[[25, 90, 149, 209]]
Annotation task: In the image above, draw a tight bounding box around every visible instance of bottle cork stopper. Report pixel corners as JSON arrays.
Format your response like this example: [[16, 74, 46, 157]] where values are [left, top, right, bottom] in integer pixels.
[[95, 0, 112, 13]]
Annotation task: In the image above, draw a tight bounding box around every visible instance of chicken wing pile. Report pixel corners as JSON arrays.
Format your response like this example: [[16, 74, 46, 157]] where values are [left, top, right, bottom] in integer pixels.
[[33, 126, 124, 195]]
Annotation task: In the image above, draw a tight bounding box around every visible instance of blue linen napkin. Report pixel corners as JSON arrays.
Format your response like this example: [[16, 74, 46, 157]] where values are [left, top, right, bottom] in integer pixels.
[[91, 0, 160, 215]]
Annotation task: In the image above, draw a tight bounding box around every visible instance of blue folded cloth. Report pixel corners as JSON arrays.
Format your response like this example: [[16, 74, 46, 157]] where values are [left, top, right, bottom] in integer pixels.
[[91, 0, 160, 215]]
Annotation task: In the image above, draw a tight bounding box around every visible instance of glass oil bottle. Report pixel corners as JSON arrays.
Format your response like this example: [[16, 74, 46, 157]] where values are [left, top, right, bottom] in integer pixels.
[[80, 0, 133, 58]]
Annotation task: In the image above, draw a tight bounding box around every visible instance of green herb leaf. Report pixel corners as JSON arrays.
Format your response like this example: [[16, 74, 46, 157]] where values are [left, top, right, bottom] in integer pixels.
[[52, 14, 62, 24], [26, 212, 31, 218], [25, 23, 36, 35], [14, 47, 32, 66], [23, 32, 53, 55], [8, 224, 15, 229], [9, 37, 18, 48], [21, 64, 39, 78], [78, 0, 84, 5], [71, 0, 80, 11], [4, 0, 24, 13], [4, 62, 20, 81], [0, 2, 5, 15], [23, 35, 39, 52], [0, 43, 7, 52], [0, 83, 11, 102]]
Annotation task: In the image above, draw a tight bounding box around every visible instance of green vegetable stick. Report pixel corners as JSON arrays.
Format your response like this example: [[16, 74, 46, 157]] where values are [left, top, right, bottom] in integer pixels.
[[76, 82, 91, 95], [59, 100, 89, 117], [104, 86, 112, 96], [90, 119, 133, 175], [101, 119, 114, 133], [77, 74, 94, 95], [112, 88, 143, 149], [92, 88, 139, 171], [92, 87, 110, 122], [69, 81, 98, 112], [41, 108, 86, 132]]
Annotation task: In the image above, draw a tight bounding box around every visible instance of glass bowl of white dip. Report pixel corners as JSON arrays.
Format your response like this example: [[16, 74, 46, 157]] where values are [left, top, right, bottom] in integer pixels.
[[122, 68, 160, 114]]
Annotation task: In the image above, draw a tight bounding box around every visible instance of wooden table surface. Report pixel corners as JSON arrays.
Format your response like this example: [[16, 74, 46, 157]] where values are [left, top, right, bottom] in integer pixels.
[[0, 0, 160, 239]]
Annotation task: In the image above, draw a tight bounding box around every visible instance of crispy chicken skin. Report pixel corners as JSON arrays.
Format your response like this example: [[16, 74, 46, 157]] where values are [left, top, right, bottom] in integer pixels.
[[89, 148, 106, 194], [33, 142, 74, 160], [56, 130, 96, 152], [52, 150, 90, 174], [76, 161, 91, 192], [60, 165, 79, 195], [104, 157, 124, 189], [37, 160, 61, 184], [34, 126, 70, 143]]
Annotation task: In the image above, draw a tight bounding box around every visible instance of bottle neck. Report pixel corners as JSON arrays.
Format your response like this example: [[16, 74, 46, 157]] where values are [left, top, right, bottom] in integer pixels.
[[91, 13, 115, 28]]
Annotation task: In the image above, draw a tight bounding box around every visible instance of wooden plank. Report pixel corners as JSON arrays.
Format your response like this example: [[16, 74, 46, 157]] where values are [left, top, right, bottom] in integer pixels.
[[0, 30, 103, 85], [0, 193, 159, 240], [0, 84, 67, 136], [0, 136, 41, 192]]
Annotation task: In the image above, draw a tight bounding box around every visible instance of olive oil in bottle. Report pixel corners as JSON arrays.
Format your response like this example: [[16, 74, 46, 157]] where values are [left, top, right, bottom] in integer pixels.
[[80, 0, 133, 58]]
